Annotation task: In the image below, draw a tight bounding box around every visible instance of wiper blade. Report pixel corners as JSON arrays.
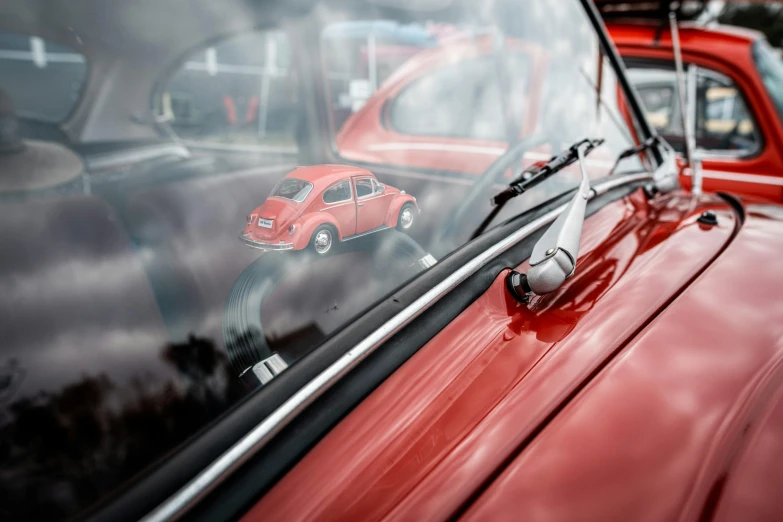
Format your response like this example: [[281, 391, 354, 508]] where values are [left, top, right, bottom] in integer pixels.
[[470, 137, 604, 240], [491, 138, 605, 206]]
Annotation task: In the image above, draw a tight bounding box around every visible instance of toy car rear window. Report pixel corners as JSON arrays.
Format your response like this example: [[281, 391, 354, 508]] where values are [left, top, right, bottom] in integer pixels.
[[270, 178, 314, 202]]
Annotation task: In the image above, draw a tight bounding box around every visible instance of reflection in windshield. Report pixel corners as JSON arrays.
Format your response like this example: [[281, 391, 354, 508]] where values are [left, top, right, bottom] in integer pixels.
[[0, 0, 649, 519]]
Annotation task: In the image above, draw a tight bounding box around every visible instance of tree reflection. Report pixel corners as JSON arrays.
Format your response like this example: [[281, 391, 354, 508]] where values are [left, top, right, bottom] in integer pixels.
[[0, 335, 245, 521]]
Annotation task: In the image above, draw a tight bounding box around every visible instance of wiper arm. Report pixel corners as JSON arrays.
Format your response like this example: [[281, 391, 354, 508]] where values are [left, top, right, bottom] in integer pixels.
[[470, 137, 604, 240], [506, 139, 600, 301]]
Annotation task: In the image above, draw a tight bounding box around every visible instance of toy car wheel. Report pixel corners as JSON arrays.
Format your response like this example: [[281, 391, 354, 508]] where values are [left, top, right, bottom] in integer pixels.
[[310, 224, 335, 255], [396, 203, 416, 231]]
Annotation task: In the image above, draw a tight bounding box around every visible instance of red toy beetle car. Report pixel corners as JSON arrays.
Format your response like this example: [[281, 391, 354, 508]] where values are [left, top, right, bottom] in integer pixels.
[[240, 165, 419, 255]]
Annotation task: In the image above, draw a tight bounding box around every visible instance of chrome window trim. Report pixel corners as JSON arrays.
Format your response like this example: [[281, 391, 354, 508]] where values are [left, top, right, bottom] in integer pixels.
[[322, 179, 353, 204], [142, 172, 653, 522], [353, 177, 376, 199]]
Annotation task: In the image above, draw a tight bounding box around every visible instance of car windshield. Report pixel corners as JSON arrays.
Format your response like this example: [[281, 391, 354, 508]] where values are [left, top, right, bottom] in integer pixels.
[[0, 0, 649, 519], [270, 178, 314, 202], [753, 38, 783, 123]]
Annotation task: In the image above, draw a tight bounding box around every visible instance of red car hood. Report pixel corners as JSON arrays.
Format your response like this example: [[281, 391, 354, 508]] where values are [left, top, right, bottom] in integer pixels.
[[245, 189, 783, 521]]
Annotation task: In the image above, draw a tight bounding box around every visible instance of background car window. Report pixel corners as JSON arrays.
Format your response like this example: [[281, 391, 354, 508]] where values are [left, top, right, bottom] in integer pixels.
[[627, 64, 759, 155], [0, 30, 87, 122], [322, 21, 439, 132], [696, 69, 759, 154], [753, 39, 783, 123], [323, 181, 352, 203], [355, 178, 374, 197], [390, 55, 528, 141], [158, 31, 298, 150]]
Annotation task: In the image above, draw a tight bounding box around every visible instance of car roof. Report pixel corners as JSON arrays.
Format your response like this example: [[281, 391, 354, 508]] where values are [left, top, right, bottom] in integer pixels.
[[607, 21, 763, 48], [285, 164, 374, 192]]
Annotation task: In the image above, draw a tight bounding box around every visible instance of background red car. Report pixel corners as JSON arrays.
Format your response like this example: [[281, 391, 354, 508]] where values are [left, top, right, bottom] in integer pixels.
[[608, 21, 783, 202], [241, 165, 419, 255]]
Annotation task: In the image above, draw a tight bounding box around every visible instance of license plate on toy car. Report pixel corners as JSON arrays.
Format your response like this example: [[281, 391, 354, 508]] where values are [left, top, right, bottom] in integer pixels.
[[258, 218, 274, 228]]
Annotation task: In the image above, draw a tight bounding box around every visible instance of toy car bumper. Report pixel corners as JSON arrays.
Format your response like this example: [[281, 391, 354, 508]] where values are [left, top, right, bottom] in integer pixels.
[[239, 232, 294, 251]]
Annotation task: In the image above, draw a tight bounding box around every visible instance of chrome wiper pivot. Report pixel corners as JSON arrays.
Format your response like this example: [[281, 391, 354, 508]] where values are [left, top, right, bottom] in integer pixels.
[[507, 141, 595, 301]]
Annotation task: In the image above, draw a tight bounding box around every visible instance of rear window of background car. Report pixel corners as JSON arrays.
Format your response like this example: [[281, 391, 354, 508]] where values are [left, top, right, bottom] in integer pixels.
[[389, 54, 531, 141], [0, 30, 87, 122]]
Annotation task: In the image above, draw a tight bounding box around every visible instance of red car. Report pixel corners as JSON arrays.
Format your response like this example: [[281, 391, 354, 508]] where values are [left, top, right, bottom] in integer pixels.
[[607, 19, 783, 202], [240, 165, 418, 255], [334, 36, 553, 176], [334, 35, 627, 179], [8, 0, 783, 521]]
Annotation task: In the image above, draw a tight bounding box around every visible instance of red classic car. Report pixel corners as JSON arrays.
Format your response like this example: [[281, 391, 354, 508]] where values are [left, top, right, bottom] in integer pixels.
[[333, 34, 629, 181], [7, 0, 783, 521], [240, 165, 418, 254], [605, 14, 783, 202]]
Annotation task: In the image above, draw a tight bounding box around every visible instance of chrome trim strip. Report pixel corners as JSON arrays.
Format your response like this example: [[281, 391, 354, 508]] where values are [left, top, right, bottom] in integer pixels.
[[183, 140, 298, 154], [363, 143, 615, 169], [238, 233, 294, 251], [142, 172, 653, 522], [342, 225, 391, 241], [86, 144, 191, 171], [684, 169, 783, 187], [366, 142, 507, 155]]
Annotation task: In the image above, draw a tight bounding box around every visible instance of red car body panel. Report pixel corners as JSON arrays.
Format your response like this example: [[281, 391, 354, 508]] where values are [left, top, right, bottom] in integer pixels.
[[464, 200, 783, 522], [608, 22, 783, 202], [241, 164, 417, 249], [244, 188, 783, 521]]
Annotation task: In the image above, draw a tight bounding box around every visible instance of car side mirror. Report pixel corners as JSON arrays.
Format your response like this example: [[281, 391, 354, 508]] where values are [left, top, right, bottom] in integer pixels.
[[377, 184, 386, 193]]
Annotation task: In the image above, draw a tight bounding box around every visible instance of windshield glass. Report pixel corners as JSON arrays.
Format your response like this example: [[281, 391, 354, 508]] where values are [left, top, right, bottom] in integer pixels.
[[753, 38, 783, 122], [270, 178, 314, 202], [0, 0, 648, 519]]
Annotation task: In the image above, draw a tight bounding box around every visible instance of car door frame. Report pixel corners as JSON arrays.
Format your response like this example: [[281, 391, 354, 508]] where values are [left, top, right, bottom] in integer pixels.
[[319, 179, 357, 237], [619, 46, 783, 201], [351, 176, 390, 235]]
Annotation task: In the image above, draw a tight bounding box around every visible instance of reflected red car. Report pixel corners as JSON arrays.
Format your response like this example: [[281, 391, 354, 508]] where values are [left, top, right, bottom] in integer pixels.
[[240, 165, 419, 255]]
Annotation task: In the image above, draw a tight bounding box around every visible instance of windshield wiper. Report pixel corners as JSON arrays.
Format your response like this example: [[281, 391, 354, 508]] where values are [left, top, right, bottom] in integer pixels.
[[471, 137, 604, 240], [502, 138, 604, 301]]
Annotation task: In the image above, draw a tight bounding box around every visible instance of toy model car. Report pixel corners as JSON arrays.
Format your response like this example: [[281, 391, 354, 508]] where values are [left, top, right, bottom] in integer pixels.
[[239, 165, 419, 255]]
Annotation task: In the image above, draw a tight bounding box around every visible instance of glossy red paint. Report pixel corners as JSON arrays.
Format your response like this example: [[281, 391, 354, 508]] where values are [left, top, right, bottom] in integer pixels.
[[241, 188, 783, 521], [609, 23, 783, 202], [240, 164, 417, 252], [464, 200, 783, 521]]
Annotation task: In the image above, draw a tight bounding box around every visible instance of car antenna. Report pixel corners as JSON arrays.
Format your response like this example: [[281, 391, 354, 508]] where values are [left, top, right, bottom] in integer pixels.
[[669, 9, 702, 196]]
